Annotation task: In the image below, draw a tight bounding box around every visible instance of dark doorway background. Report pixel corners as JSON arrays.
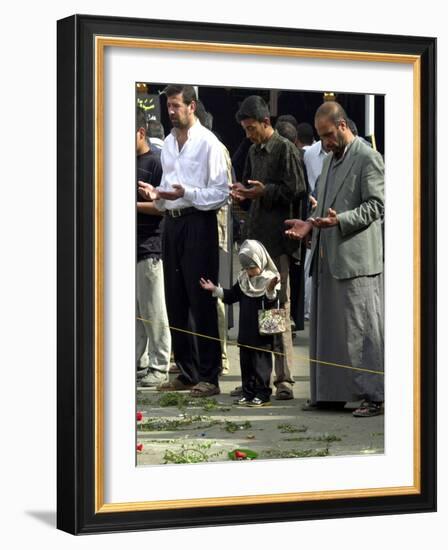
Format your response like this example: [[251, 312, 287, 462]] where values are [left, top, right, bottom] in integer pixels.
[[140, 83, 385, 157]]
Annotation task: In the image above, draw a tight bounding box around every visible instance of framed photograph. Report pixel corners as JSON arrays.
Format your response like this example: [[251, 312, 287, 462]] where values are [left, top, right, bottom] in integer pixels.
[[133, 80, 388, 471], [57, 14, 436, 534]]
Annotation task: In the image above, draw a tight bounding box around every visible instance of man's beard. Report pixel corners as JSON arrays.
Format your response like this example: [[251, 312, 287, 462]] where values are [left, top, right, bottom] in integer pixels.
[[171, 117, 188, 129], [333, 135, 346, 159]]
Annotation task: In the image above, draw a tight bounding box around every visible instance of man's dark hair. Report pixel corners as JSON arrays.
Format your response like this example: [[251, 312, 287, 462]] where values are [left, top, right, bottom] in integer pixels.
[[296, 122, 315, 145], [195, 99, 214, 130], [347, 118, 359, 136], [276, 114, 298, 129], [147, 120, 165, 140], [275, 120, 297, 144], [235, 95, 270, 123], [315, 101, 349, 126], [163, 84, 197, 105], [136, 108, 147, 132]]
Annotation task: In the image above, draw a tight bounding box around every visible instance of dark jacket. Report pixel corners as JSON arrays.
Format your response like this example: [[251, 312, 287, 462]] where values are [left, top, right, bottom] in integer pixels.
[[243, 131, 306, 257], [222, 283, 277, 349]]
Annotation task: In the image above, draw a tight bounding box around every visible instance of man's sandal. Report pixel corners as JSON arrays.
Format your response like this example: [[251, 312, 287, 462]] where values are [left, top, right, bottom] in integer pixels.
[[352, 401, 383, 417], [156, 378, 195, 392], [275, 382, 294, 400], [190, 381, 220, 398]]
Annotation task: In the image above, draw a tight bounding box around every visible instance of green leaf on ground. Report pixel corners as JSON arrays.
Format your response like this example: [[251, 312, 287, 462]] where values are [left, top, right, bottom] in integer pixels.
[[277, 423, 308, 433], [224, 420, 252, 433], [140, 415, 221, 432], [263, 448, 330, 459], [163, 441, 224, 464]]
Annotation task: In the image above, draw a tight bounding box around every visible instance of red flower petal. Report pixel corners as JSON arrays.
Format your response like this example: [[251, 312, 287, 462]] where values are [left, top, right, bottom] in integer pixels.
[[136, 411, 143, 422], [136, 443, 144, 453]]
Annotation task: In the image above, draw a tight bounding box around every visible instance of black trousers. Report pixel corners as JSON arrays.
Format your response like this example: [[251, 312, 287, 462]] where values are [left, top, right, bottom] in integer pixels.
[[163, 210, 221, 386], [239, 346, 273, 401]]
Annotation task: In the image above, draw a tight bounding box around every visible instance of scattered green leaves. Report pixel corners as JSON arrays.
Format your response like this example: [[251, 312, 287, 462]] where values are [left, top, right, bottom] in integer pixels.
[[282, 434, 342, 443], [263, 448, 330, 459], [277, 423, 308, 434], [282, 437, 312, 442], [156, 392, 226, 412], [136, 394, 154, 406], [157, 392, 190, 409], [138, 438, 176, 444], [163, 441, 224, 464], [139, 415, 220, 432], [224, 420, 252, 433], [316, 434, 342, 443], [194, 397, 220, 411]]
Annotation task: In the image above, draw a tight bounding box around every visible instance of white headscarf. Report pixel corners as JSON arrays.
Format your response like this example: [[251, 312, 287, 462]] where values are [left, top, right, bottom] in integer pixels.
[[237, 240, 281, 298]]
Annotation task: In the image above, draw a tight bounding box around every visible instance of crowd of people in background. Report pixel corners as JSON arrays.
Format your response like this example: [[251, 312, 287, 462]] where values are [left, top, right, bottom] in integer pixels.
[[136, 84, 385, 417]]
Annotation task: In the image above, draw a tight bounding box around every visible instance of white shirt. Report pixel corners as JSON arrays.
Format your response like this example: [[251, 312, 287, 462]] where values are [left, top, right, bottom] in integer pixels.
[[303, 140, 328, 192], [156, 120, 229, 211], [149, 137, 164, 151]]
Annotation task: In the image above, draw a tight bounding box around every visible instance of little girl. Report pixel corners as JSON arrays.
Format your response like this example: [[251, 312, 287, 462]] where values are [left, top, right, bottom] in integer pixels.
[[200, 239, 280, 407]]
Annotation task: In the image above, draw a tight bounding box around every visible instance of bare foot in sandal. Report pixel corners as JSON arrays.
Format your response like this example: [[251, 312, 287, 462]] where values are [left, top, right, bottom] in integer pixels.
[[352, 401, 383, 417], [190, 381, 220, 397], [156, 378, 195, 392], [275, 382, 294, 400]]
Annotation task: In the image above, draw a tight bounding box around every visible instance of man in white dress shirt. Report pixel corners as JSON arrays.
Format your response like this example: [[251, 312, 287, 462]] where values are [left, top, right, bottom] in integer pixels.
[[138, 84, 229, 397], [304, 139, 328, 194]]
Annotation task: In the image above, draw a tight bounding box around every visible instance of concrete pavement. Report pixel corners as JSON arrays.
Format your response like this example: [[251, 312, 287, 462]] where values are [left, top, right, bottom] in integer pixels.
[[136, 322, 384, 466]]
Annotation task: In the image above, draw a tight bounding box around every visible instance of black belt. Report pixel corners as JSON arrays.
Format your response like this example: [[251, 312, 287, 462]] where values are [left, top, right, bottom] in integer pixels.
[[165, 207, 205, 218]]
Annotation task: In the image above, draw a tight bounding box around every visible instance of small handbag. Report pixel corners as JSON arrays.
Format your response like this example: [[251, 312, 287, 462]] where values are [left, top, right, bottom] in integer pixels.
[[258, 298, 286, 335]]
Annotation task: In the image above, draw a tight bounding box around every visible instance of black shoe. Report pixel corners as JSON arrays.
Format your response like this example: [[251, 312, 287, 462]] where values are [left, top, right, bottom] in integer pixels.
[[233, 397, 251, 406], [247, 397, 272, 408]]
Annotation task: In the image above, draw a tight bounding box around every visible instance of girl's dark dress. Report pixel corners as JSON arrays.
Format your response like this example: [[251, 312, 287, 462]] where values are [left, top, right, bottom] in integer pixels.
[[222, 283, 276, 401]]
